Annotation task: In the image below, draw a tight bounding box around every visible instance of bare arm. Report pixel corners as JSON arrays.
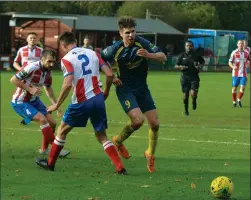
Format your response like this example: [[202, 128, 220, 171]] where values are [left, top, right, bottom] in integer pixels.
[[44, 86, 57, 104], [10, 75, 41, 96], [147, 52, 167, 63], [137, 49, 167, 63], [101, 64, 114, 100], [13, 62, 22, 71], [228, 62, 236, 70], [55, 75, 73, 109]]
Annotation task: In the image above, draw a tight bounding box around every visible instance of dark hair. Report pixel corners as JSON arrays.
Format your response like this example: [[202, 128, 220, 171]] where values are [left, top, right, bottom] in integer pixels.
[[42, 49, 56, 59], [185, 40, 194, 47], [58, 32, 76, 45], [118, 16, 137, 29], [27, 32, 37, 37]]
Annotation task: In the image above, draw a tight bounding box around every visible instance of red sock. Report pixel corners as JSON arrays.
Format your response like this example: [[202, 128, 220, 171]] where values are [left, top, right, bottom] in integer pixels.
[[40, 123, 55, 150], [103, 141, 124, 171], [232, 92, 237, 102], [48, 136, 65, 166], [238, 92, 244, 100]]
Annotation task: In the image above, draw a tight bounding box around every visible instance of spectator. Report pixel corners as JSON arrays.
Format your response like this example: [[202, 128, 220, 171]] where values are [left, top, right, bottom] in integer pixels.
[[82, 37, 93, 50], [196, 44, 204, 57]]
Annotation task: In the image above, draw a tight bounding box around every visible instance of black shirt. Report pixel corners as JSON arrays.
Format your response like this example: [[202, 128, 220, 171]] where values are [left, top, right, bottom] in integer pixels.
[[176, 50, 205, 77]]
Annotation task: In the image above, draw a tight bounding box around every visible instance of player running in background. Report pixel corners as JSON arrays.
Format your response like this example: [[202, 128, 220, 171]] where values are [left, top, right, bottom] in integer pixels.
[[13, 32, 43, 125], [244, 40, 250, 71], [35, 32, 127, 174], [228, 40, 250, 108], [101, 16, 167, 173], [174, 41, 205, 116], [10, 50, 70, 158]]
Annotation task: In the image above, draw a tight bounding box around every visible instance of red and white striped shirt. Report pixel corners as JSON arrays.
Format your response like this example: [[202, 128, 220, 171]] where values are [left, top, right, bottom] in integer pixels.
[[61, 47, 105, 104], [229, 49, 250, 77], [14, 45, 43, 67], [245, 46, 251, 54], [12, 61, 52, 104]]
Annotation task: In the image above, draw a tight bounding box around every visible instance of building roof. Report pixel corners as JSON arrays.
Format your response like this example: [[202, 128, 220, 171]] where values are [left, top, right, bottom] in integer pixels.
[[60, 15, 183, 35], [2, 12, 183, 35]]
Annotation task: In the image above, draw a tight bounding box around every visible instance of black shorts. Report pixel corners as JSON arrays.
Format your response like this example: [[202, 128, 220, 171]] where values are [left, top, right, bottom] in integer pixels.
[[180, 74, 200, 93]]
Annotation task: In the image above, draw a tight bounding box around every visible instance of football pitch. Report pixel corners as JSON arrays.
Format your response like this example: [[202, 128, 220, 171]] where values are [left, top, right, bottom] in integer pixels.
[[1, 71, 250, 200]]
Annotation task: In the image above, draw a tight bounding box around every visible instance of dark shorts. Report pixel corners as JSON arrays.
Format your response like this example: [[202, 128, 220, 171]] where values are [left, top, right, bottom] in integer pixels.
[[11, 98, 47, 124], [180, 74, 200, 93], [116, 86, 156, 114], [63, 93, 107, 132]]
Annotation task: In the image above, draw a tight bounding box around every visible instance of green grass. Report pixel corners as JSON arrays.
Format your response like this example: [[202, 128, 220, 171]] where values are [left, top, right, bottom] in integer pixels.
[[1, 72, 250, 200]]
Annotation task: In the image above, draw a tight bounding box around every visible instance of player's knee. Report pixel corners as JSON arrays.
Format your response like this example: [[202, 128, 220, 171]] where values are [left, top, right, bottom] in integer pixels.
[[39, 115, 48, 125], [131, 118, 144, 130], [151, 124, 159, 132], [240, 87, 245, 93], [232, 88, 237, 93]]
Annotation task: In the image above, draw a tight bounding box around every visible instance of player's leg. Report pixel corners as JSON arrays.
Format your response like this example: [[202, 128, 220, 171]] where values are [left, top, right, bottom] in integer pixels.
[[237, 77, 247, 107], [232, 77, 239, 107], [11, 102, 55, 150], [90, 94, 127, 174], [45, 113, 70, 158], [35, 121, 73, 171], [138, 88, 158, 172], [190, 78, 200, 111], [31, 98, 57, 153], [113, 88, 144, 158], [181, 75, 190, 116], [35, 102, 85, 171]]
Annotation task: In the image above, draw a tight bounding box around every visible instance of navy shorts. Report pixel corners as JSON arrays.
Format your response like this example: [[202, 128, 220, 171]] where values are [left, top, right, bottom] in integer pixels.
[[11, 98, 47, 124], [63, 93, 107, 131], [116, 86, 156, 114]]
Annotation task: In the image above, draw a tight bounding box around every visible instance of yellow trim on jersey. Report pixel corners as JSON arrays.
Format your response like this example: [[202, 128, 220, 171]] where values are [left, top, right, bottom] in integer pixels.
[[114, 46, 124, 76], [135, 42, 143, 49]]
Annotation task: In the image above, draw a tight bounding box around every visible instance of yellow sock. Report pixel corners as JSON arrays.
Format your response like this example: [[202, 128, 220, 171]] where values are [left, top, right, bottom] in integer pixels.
[[147, 128, 159, 156], [116, 123, 135, 144]]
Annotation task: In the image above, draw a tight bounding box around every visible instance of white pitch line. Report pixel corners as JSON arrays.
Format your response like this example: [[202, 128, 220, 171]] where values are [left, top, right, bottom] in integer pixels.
[[2, 116, 250, 133], [2, 127, 250, 146]]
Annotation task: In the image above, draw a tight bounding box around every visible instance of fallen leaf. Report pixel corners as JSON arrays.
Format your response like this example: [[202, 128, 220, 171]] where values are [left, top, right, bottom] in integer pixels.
[[104, 180, 108, 184], [191, 183, 196, 189], [141, 185, 150, 188], [175, 179, 181, 182], [20, 196, 32, 200]]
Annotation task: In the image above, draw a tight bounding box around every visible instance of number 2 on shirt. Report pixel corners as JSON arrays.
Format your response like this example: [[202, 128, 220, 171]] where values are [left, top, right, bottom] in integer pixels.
[[78, 54, 92, 75]]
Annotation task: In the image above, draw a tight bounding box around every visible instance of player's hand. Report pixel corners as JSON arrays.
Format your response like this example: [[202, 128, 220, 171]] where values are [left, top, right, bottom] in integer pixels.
[[137, 49, 150, 58], [113, 77, 123, 87], [233, 66, 237, 70], [29, 87, 42, 96], [180, 65, 187, 70], [103, 88, 109, 100], [47, 104, 58, 113], [56, 108, 63, 117]]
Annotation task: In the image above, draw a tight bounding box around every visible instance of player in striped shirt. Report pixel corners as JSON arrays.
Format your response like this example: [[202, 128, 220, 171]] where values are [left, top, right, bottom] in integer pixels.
[[35, 32, 127, 174], [228, 40, 250, 107], [13, 32, 43, 125], [10, 50, 70, 158]]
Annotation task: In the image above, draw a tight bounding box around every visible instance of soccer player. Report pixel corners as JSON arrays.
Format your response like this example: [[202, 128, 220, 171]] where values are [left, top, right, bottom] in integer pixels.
[[100, 16, 167, 173], [10, 50, 70, 157], [35, 32, 127, 174], [174, 41, 205, 116], [244, 40, 251, 71], [228, 40, 250, 107], [13, 32, 43, 125], [244, 40, 250, 54]]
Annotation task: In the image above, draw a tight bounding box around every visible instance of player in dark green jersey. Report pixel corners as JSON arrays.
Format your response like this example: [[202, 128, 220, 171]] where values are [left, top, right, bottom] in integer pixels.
[[101, 16, 166, 173]]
